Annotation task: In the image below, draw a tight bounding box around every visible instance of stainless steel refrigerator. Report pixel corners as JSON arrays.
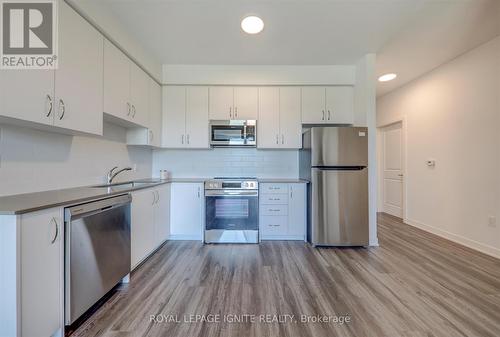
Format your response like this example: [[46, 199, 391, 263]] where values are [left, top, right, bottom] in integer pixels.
[[300, 127, 369, 246]]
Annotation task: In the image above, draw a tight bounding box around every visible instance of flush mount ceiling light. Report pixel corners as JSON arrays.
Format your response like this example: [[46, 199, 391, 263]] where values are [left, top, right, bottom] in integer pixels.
[[378, 73, 397, 82], [241, 16, 264, 34]]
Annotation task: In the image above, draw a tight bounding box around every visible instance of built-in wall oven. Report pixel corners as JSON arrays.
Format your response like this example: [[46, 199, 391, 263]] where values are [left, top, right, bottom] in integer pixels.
[[205, 177, 259, 243], [209, 120, 256, 147]]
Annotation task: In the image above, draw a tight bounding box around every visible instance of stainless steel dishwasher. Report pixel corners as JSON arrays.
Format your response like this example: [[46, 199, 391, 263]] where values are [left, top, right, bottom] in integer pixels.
[[64, 194, 131, 325]]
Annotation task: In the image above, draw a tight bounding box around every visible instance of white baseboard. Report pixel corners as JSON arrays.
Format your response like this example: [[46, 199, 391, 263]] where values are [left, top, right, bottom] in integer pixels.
[[404, 218, 500, 259]]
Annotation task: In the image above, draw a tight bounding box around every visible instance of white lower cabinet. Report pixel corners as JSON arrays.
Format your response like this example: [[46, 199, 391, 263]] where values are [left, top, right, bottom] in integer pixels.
[[259, 183, 307, 240], [21, 208, 64, 337], [169, 183, 204, 240], [131, 184, 170, 269]]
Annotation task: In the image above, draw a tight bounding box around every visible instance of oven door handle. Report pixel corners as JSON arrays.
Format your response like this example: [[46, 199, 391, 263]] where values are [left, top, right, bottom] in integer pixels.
[[205, 190, 258, 197]]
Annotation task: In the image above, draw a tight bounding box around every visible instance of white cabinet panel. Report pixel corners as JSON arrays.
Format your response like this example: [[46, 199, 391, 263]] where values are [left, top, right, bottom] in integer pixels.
[[288, 184, 306, 238], [279, 87, 302, 148], [148, 79, 162, 147], [103, 40, 130, 120], [170, 183, 203, 240], [301, 87, 326, 123], [20, 208, 63, 337], [55, 1, 103, 135], [0, 69, 54, 126], [155, 184, 171, 245], [234, 87, 258, 120], [186, 86, 209, 148], [130, 63, 149, 127], [325, 86, 354, 124], [258, 87, 280, 148], [162, 86, 186, 148], [209, 86, 233, 120], [259, 183, 306, 240], [131, 188, 156, 268], [260, 216, 288, 237]]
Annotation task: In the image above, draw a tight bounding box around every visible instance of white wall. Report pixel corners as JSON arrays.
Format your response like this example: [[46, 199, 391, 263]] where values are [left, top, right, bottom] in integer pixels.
[[377, 36, 500, 257], [153, 148, 298, 179], [0, 123, 152, 196]]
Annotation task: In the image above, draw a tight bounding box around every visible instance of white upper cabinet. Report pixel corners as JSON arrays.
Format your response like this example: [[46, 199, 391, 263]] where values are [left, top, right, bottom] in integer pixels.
[[0, 69, 55, 127], [325, 86, 354, 124], [258, 87, 301, 149], [234, 87, 258, 120], [162, 86, 186, 148], [301, 87, 326, 123], [104, 40, 130, 121], [148, 79, 162, 147], [162, 86, 209, 149], [258, 87, 280, 148], [103, 40, 149, 128], [209, 86, 258, 120], [279, 87, 302, 148], [130, 63, 150, 127], [55, 1, 103, 135], [185, 86, 209, 148], [0, 1, 103, 135], [209, 86, 233, 120], [302, 86, 354, 124]]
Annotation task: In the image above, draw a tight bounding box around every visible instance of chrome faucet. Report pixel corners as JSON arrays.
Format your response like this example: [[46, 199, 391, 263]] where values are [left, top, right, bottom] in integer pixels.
[[107, 166, 132, 184]]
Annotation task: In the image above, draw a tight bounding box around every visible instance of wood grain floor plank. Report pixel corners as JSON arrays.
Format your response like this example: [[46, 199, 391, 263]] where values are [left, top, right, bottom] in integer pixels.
[[70, 213, 500, 337]]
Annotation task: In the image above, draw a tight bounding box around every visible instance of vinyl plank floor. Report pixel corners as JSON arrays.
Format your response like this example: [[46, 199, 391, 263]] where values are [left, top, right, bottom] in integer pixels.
[[70, 213, 500, 337]]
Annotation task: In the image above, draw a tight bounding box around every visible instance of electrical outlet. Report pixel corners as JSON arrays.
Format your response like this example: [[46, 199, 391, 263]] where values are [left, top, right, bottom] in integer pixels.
[[488, 216, 497, 228]]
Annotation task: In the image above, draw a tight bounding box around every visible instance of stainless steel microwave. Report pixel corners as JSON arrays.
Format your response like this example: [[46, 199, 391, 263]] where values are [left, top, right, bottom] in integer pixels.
[[209, 120, 256, 147]]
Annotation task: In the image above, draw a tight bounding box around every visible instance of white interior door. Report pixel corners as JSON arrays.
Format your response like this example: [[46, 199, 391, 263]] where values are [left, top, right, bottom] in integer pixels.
[[382, 122, 404, 218]]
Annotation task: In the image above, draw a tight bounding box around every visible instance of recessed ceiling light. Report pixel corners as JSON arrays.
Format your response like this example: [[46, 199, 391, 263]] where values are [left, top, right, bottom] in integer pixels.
[[378, 73, 397, 82], [241, 16, 264, 34]]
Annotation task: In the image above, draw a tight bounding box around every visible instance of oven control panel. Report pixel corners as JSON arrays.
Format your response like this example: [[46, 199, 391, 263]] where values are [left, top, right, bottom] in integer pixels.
[[205, 179, 258, 190]]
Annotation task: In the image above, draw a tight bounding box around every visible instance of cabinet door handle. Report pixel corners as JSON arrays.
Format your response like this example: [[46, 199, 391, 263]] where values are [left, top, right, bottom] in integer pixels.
[[46, 94, 53, 117], [132, 105, 136, 118], [197, 187, 201, 198], [281, 134, 284, 144], [328, 110, 331, 120], [276, 134, 279, 144], [152, 191, 157, 205], [58, 99, 65, 120], [127, 102, 131, 116], [234, 106, 237, 118], [187, 134, 190, 145], [290, 186, 293, 199], [229, 107, 232, 118], [50, 218, 58, 244], [181, 134, 184, 144], [156, 191, 160, 204], [322, 110, 325, 120]]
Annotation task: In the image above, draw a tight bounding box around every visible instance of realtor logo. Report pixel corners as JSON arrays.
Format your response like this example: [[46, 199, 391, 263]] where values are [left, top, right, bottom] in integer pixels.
[[1, 0, 58, 69]]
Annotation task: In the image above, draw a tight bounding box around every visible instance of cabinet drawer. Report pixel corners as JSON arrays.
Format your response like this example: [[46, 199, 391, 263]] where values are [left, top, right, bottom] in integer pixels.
[[259, 193, 288, 205], [260, 204, 288, 216], [260, 183, 288, 194], [260, 216, 287, 235]]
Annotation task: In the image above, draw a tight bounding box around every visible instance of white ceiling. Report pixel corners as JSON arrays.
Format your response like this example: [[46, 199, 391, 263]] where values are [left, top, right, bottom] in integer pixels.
[[90, 0, 500, 96]]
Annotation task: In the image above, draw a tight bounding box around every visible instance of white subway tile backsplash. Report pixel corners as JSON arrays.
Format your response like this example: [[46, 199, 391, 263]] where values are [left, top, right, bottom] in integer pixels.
[[152, 148, 299, 179]]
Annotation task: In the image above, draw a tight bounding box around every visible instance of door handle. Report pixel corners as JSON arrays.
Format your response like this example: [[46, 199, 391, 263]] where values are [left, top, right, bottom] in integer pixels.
[[131, 105, 136, 118], [229, 107, 232, 118], [50, 218, 58, 244], [281, 134, 284, 144], [46, 94, 53, 117], [234, 106, 237, 118], [181, 134, 184, 144], [290, 186, 293, 199], [276, 134, 279, 144], [127, 102, 131, 116], [152, 191, 157, 205], [187, 134, 190, 145], [328, 110, 331, 120], [322, 110, 325, 120], [156, 191, 160, 204], [58, 99, 65, 120], [197, 187, 201, 198]]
